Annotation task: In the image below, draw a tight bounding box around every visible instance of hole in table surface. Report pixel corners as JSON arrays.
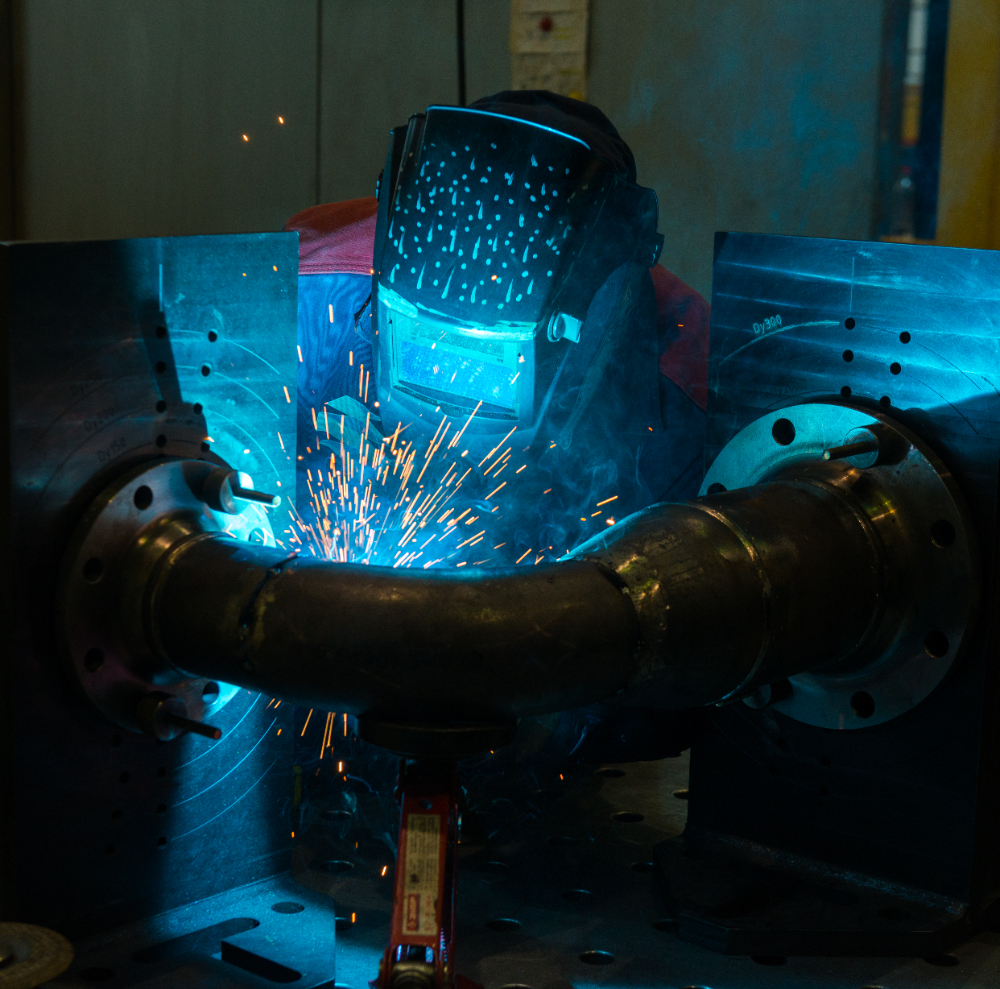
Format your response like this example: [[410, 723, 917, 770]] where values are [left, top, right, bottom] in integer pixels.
[[580, 950, 615, 965], [486, 917, 521, 932]]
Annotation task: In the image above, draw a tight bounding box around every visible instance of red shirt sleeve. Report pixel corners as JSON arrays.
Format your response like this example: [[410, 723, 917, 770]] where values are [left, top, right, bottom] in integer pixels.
[[650, 264, 710, 411], [285, 197, 378, 275]]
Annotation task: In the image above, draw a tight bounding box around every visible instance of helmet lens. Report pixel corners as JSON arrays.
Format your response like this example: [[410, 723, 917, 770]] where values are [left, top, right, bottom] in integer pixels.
[[388, 306, 522, 415]]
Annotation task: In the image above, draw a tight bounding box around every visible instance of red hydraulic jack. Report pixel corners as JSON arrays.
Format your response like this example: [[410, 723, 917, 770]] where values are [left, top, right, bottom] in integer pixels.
[[376, 761, 481, 989]]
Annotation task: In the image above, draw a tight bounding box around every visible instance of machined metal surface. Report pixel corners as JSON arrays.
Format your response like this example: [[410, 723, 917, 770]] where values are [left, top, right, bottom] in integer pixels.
[[1, 234, 299, 937], [675, 232, 1000, 952], [45, 758, 1000, 989], [699, 402, 977, 728]]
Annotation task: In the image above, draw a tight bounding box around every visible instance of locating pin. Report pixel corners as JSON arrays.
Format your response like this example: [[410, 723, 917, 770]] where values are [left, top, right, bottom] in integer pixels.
[[202, 467, 281, 513], [230, 480, 281, 507], [823, 439, 879, 462], [165, 712, 222, 740]]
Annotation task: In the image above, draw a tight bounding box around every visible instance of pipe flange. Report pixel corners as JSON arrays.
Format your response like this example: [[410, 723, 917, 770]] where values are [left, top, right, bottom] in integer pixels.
[[701, 402, 978, 729], [59, 458, 279, 736]]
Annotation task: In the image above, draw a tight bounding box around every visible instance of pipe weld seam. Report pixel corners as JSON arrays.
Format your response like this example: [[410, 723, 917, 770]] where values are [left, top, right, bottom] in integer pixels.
[[236, 550, 302, 671], [687, 501, 773, 701]]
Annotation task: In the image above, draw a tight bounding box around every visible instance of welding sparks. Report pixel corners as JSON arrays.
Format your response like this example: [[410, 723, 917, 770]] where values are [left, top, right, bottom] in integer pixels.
[[280, 339, 623, 578]]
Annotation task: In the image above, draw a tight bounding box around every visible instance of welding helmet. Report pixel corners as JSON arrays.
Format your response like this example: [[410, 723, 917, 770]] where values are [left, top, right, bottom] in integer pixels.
[[371, 95, 664, 449]]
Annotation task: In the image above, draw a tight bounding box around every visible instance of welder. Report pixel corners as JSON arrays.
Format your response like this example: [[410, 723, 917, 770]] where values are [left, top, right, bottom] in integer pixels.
[[286, 91, 709, 778], [289, 90, 708, 570]]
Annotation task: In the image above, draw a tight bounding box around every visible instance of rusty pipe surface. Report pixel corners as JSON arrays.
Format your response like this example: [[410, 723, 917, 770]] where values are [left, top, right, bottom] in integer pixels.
[[138, 461, 884, 720]]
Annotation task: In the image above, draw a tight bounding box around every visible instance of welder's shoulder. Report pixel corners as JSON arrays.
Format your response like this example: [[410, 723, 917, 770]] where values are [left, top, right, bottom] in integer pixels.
[[285, 197, 378, 275], [650, 264, 709, 412]]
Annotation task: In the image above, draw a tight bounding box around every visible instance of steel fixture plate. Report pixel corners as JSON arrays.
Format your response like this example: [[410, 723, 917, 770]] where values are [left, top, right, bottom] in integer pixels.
[[1, 234, 299, 938]]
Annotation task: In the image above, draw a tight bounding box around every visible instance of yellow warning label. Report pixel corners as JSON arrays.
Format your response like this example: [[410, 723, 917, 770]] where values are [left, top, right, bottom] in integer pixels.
[[401, 813, 441, 936]]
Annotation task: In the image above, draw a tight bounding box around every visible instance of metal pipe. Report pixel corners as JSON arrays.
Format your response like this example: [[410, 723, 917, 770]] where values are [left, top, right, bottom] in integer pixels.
[[148, 539, 643, 722], [571, 468, 885, 708], [139, 463, 884, 719]]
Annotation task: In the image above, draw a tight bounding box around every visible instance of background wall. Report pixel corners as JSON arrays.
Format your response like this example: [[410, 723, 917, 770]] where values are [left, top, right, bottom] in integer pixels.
[[3, 0, 990, 303], [588, 0, 884, 297]]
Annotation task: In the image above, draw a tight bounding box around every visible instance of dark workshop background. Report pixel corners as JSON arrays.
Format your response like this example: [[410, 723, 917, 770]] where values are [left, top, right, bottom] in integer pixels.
[[0, 0, 995, 302]]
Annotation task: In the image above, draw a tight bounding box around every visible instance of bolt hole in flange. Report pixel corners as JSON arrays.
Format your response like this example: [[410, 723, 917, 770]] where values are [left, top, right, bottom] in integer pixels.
[[845, 317, 856, 329], [851, 691, 875, 719], [925, 630, 949, 658], [931, 518, 956, 547], [562, 889, 592, 903], [611, 811, 643, 823], [631, 861, 655, 873], [202, 681, 220, 703], [595, 766, 626, 777], [707, 482, 726, 494], [83, 557, 103, 583], [133, 485, 153, 510], [771, 418, 795, 445], [334, 916, 353, 932]]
